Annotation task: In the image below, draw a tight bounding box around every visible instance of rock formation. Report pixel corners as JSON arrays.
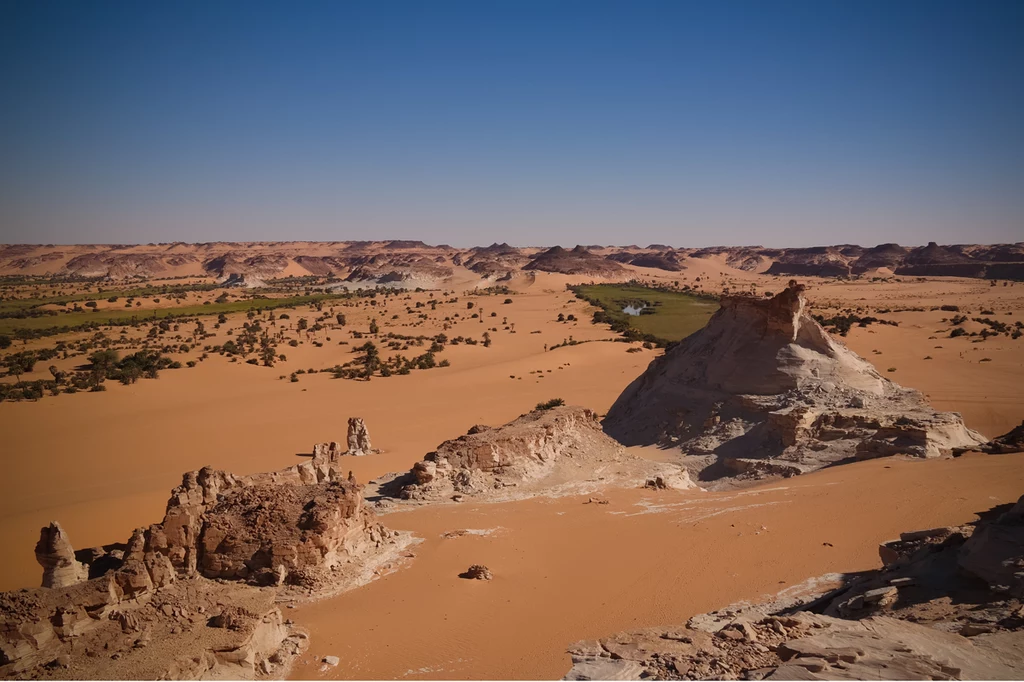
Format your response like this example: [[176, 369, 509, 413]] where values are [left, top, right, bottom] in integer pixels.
[[566, 495, 1024, 680], [347, 417, 373, 455], [962, 420, 1024, 455], [0, 446, 414, 679], [462, 565, 493, 580], [604, 283, 986, 483], [34, 523, 88, 589], [308, 417, 378, 462], [5, 240, 1024, 282], [378, 405, 694, 504], [523, 245, 627, 276]]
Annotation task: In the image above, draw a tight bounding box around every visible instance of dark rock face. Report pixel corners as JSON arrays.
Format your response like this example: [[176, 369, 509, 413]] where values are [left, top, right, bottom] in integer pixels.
[[523, 246, 626, 276], [959, 421, 1024, 455], [603, 283, 985, 483]]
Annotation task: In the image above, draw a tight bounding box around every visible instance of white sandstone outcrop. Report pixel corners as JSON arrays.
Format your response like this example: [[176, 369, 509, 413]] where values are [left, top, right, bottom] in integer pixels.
[[604, 282, 986, 484], [385, 405, 695, 504]]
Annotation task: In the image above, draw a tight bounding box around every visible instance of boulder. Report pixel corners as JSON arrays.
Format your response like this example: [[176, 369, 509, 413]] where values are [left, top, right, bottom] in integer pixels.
[[461, 565, 493, 580]]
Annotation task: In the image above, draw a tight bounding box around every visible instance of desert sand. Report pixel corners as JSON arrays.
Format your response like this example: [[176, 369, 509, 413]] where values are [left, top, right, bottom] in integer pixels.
[[1, 244, 1023, 679]]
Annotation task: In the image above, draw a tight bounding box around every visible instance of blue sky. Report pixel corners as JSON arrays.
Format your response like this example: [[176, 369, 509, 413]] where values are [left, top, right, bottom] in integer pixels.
[[1, 0, 1022, 247]]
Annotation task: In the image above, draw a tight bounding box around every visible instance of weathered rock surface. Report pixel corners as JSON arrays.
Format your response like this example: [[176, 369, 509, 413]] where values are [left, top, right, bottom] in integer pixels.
[[34, 523, 88, 589], [309, 417, 378, 461], [566, 495, 1024, 680], [1, 445, 415, 679], [0, 577, 307, 680], [377, 406, 695, 504], [461, 565, 493, 580], [346, 417, 374, 455], [604, 282, 986, 484], [963, 420, 1024, 455]]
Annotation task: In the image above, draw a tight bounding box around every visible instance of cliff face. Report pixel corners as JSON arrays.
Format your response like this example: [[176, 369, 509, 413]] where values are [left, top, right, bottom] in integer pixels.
[[603, 283, 985, 483]]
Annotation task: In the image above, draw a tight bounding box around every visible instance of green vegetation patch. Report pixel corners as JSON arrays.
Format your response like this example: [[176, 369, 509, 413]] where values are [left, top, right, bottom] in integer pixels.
[[571, 283, 718, 345], [0, 293, 354, 337]]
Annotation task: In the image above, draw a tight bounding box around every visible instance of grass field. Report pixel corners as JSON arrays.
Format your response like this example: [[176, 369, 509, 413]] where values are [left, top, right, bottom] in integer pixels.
[[573, 284, 718, 343], [0, 293, 352, 336]]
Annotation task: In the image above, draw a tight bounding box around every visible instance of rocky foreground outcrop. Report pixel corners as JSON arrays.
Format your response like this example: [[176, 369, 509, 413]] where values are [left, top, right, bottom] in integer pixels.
[[961, 420, 1024, 455], [604, 283, 986, 484], [373, 406, 694, 505], [0, 433, 413, 679], [566, 495, 1024, 680]]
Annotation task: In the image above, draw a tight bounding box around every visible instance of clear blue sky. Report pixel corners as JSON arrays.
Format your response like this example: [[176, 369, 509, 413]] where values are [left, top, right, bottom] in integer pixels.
[[1, 0, 1021, 247]]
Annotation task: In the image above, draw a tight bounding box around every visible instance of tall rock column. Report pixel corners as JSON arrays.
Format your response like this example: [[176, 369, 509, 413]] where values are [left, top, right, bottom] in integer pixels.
[[35, 522, 88, 588], [347, 417, 373, 455]]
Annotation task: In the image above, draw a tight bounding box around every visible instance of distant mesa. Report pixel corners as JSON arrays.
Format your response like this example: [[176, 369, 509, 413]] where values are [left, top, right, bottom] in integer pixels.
[[2, 240, 1023, 281], [523, 245, 627, 276], [603, 282, 986, 483]]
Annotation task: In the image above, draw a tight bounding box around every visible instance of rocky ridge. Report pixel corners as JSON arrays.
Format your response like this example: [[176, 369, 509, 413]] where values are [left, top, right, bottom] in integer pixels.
[[0, 419, 413, 679], [4, 240, 1023, 281], [566, 494, 1024, 680], [524, 246, 627, 277], [604, 283, 986, 484], [372, 405, 695, 506]]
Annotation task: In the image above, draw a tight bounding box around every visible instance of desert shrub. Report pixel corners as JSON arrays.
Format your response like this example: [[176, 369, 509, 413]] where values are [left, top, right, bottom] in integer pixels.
[[535, 398, 565, 411]]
